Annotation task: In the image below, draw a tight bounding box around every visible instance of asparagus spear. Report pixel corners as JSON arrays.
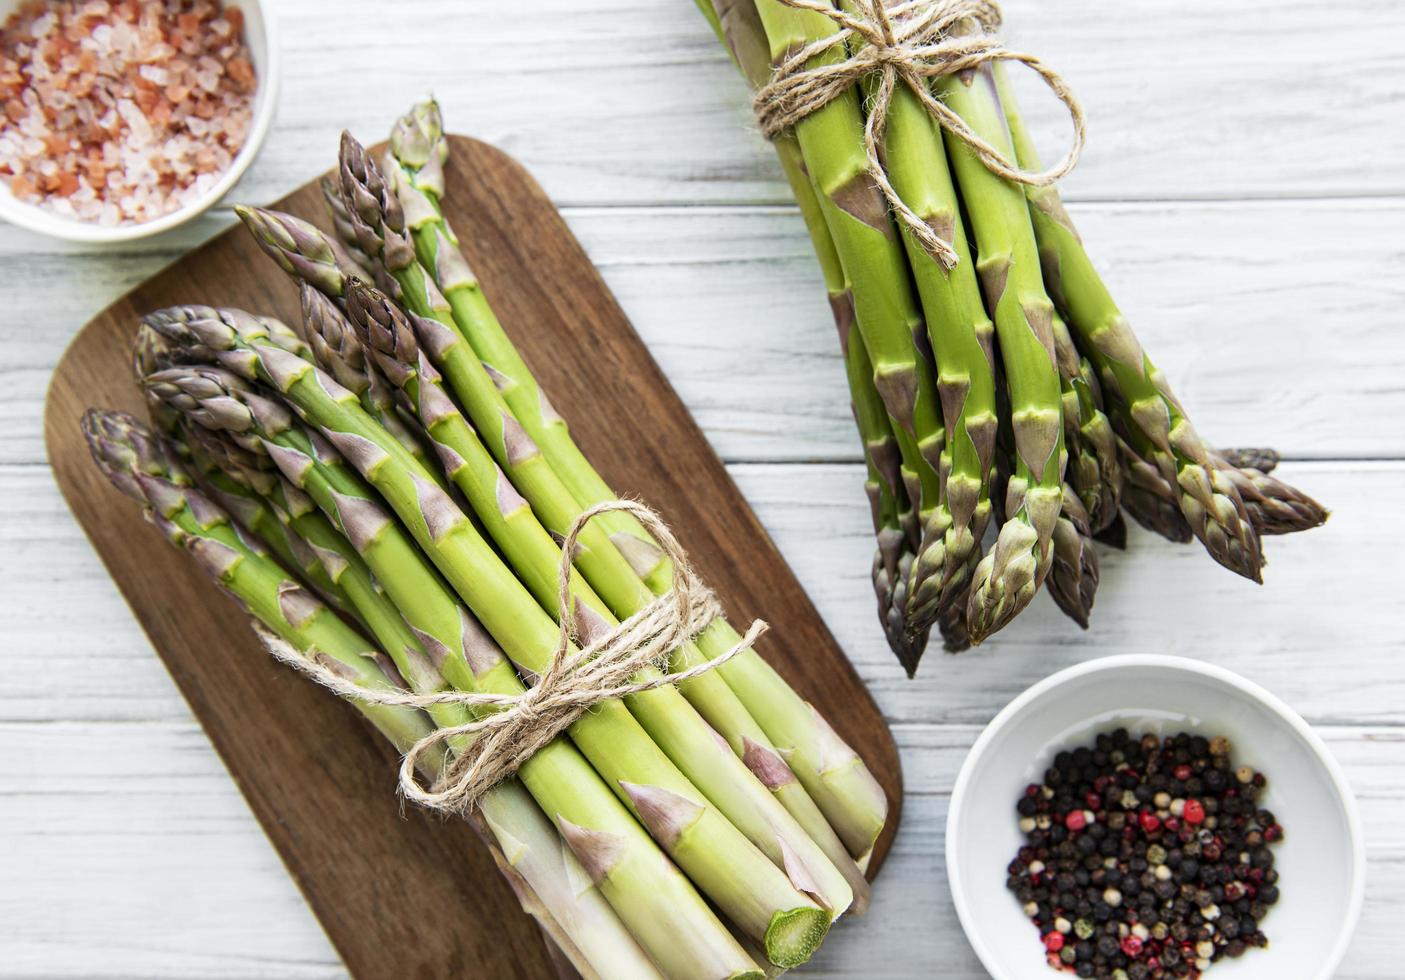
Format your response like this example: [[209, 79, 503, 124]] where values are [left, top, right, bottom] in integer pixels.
[[131, 326, 190, 435], [1219, 448, 1279, 474], [1052, 314, 1120, 534], [821, 287, 928, 671], [394, 97, 889, 859], [318, 174, 377, 279], [133, 330, 353, 615], [745, 2, 943, 529], [85, 410, 670, 980], [182, 424, 365, 621], [823, 0, 999, 659], [1094, 511, 1128, 551], [991, 64, 1265, 583], [141, 369, 769, 978], [475, 788, 665, 980], [846, 303, 930, 675], [236, 143, 887, 872], [1117, 434, 1194, 544], [204, 466, 666, 980], [697, 0, 928, 654], [339, 281, 862, 916], [984, 401, 1094, 628], [1209, 452, 1328, 535], [328, 125, 878, 882], [231, 207, 436, 475], [1119, 427, 1320, 539], [140, 317, 835, 967], [1044, 316, 1106, 628], [194, 434, 670, 980], [392, 104, 888, 858], [936, 598, 972, 654], [298, 282, 438, 471], [82, 408, 427, 745], [1046, 484, 1099, 630], [931, 48, 1066, 643]]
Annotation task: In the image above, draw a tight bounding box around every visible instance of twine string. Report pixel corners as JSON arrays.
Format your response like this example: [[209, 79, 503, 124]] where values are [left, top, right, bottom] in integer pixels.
[[753, 0, 1084, 268], [259, 499, 767, 814]]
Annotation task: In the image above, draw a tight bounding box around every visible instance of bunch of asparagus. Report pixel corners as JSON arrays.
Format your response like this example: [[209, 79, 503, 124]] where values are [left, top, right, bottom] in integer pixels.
[[694, 0, 1328, 673], [85, 102, 889, 979]]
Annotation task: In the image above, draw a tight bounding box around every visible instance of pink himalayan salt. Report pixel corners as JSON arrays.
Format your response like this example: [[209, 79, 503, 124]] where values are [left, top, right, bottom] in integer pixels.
[[0, 0, 256, 227]]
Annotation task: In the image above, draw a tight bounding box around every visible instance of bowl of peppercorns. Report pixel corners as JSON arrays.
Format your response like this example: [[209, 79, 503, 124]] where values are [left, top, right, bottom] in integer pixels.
[[946, 655, 1363, 980]]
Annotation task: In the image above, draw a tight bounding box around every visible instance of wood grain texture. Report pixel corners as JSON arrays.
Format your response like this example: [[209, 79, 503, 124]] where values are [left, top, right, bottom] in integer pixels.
[[40, 138, 900, 977]]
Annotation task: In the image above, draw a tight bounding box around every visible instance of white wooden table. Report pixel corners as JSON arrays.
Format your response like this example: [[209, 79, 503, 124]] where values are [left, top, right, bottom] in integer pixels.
[[3, 1, 1402, 975]]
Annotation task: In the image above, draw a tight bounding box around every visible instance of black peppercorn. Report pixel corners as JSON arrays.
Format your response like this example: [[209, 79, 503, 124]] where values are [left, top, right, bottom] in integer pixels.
[[1005, 730, 1282, 979]]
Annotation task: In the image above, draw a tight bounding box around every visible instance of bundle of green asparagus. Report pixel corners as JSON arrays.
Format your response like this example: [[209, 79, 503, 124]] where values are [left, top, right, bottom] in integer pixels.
[[694, 0, 1327, 673], [84, 103, 890, 979]]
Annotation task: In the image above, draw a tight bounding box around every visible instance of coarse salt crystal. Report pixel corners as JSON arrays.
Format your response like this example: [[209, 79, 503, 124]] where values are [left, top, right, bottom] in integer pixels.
[[1, 0, 257, 226]]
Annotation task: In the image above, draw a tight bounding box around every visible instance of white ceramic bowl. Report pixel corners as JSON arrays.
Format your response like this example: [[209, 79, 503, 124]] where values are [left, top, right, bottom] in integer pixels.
[[0, 0, 279, 243], [947, 654, 1364, 980]]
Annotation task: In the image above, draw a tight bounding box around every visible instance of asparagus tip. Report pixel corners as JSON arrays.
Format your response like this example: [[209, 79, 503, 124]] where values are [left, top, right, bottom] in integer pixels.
[[963, 519, 1043, 644]]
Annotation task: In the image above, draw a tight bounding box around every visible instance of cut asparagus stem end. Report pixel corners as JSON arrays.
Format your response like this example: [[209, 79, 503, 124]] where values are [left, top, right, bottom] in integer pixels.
[[763, 906, 832, 969]]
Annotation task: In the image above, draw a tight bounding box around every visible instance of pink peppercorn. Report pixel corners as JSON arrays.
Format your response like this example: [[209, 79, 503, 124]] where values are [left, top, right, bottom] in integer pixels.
[[1184, 799, 1206, 824], [1044, 932, 1064, 952], [1065, 810, 1088, 832], [1174, 764, 1192, 780], [1139, 811, 1161, 834], [1121, 935, 1143, 957]]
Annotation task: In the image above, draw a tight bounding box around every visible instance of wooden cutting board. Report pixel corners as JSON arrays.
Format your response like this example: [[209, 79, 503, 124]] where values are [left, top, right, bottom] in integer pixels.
[[43, 136, 902, 979]]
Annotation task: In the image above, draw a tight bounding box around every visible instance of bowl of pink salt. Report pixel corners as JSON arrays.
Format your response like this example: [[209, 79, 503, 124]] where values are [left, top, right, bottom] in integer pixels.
[[0, 0, 279, 243]]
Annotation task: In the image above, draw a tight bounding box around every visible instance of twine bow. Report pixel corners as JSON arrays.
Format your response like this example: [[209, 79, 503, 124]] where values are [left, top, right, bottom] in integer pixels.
[[753, 0, 1085, 268], [261, 499, 767, 814]]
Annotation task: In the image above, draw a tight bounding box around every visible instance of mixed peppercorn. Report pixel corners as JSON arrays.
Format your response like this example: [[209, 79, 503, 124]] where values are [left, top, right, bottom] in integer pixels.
[[1006, 729, 1283, 979]]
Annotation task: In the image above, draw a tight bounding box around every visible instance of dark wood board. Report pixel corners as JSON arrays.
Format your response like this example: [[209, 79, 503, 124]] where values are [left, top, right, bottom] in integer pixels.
[[44, 136, 902, 978]]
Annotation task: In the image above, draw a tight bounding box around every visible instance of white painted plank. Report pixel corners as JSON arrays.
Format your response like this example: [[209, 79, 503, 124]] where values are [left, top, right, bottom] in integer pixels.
[[3, 0, 1401, 972], [734, 459, 1405, 727], [0, 721, 342, 978], [5, 198, 1403, 467], [0, 222, 217, 471], [115, 0, 1405, 209], [3, 459, 1399, 725], [572, 199, 1405, 462], [3, 720, 1400, 977], [3, 460, 1398, 974]]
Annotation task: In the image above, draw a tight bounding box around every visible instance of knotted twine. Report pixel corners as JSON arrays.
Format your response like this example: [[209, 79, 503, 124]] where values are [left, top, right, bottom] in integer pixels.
[[261, 499, 768, 814], [753, 0, 1085, 268]]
